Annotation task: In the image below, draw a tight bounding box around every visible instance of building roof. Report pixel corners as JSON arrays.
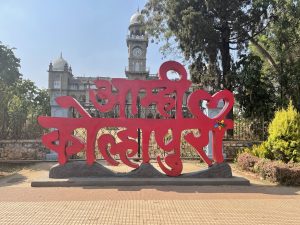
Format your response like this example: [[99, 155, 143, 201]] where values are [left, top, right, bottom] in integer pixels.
[[130, 10, 144, 26], [52, 53, 68, 71]]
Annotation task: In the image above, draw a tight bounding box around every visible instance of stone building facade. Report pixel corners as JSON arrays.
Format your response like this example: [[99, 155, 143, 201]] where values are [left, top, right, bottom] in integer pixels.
[[48, 11, 155, 118]]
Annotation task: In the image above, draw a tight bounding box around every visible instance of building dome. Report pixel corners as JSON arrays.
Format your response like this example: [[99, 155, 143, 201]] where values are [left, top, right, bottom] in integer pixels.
[[52, 53, 68, 71], [130, 11, 144, 26]]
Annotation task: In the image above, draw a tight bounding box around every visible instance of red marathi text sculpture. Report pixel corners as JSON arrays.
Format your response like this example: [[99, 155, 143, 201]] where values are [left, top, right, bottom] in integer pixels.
[[38, 61, 234, 176]]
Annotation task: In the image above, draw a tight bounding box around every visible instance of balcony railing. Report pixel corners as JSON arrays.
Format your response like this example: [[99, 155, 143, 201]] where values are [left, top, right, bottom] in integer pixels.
[[126, 35, 148, 41]]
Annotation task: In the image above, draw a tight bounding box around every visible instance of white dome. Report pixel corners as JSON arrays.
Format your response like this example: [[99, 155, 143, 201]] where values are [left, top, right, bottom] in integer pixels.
[[52, 53, 68, 71], [130, 11, 144, 25]]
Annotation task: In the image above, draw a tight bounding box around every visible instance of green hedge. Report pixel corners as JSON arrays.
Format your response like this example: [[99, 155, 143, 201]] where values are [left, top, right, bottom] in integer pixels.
[[237, 152, 300, 186], [246, 102, 300, 163]]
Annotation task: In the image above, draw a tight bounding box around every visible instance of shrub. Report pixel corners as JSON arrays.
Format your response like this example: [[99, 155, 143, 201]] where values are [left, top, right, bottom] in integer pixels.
[[266, 101, 300, 162], [247, 102, 300, 162], [236, 152, 259, 171], [277, 166, 300, 186], [257, 160, 300, 186], [253, 158, 269, 173], [236, 153, 300, 186], [256, 160, 282, 182], [251, 142, 273, 159]]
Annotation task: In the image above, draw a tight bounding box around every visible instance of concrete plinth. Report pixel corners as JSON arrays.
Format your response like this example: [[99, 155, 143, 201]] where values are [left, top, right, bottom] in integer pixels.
[[48, 161, 233, 179], [31, 177, 250, 187], [31, 161, 250, 187]]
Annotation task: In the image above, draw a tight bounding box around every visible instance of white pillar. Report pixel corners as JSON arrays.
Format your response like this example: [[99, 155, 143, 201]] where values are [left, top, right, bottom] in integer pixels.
[[46, 107, 70, 160], [202, 100, 226, 160]]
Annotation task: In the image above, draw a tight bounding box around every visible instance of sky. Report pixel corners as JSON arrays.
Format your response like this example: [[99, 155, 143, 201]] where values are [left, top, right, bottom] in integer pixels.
[[0, 0, 179, 89]]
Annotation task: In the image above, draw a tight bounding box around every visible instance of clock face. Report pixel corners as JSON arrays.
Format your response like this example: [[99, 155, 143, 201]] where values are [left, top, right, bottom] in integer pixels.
[[133, 47, 142, 57]]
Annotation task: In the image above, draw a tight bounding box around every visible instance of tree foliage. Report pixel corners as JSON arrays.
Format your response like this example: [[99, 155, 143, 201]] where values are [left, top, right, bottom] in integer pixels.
[[267, 102, 300, 162], [250, 102, 300, 163], [249, 0, 300, 110], [0, 42, 50, 139], [235, 54, 276, 121], [0, 42, 22, 85], [143, 0, 300, 126], [143, 0, 271, 92]]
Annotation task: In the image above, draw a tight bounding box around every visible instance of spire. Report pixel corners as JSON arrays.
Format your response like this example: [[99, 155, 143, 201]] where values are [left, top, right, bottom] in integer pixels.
[[60, 52, 63, 59], [49, 62, 53, 71]]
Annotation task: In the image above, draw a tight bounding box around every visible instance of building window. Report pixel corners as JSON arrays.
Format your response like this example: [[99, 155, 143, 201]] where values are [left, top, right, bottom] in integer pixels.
[[70, 84, 77, 90], [53, 80, 61, 89], [135, 62, 140, 71]]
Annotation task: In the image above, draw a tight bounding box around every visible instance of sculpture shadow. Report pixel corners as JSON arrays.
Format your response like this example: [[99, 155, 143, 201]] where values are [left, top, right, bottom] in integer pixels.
[[82, 183, 300, 196], [47, 161, 300, 196]]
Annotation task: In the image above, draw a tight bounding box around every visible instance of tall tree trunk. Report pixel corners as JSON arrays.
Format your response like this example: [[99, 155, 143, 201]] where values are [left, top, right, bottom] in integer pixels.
[[220, 23, 234, 137]]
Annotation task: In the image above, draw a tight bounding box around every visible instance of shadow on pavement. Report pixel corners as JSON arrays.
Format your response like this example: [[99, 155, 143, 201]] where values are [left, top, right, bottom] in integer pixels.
[[82, 183, 300, 196], [1, 162, 299, 196], [0, 173, 27, 187]]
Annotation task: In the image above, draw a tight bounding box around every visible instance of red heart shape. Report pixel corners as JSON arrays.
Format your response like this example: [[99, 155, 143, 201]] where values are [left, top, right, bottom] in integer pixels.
[[187, 89, 234, 120]]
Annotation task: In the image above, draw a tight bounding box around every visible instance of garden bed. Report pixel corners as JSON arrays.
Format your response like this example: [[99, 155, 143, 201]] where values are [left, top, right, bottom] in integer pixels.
[[236, 152, 300, 186]]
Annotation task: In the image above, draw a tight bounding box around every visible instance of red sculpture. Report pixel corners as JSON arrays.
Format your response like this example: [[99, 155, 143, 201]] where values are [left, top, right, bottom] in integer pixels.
[[38, 61, 234, 177]]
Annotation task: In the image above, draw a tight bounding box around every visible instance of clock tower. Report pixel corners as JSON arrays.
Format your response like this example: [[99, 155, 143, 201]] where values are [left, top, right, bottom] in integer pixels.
[[125, 10, 149, 80]]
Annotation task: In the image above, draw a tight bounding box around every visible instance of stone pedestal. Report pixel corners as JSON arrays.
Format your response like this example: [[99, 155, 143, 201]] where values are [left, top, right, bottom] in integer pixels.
[[48, 161, 233, 179], [31, 162, 251, 187]]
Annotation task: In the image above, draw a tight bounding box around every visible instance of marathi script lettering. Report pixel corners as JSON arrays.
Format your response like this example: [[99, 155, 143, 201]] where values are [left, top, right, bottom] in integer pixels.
[[38, 61, 234, 176]]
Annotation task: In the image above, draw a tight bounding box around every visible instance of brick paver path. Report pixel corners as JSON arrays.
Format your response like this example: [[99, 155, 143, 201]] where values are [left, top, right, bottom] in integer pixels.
[[0, 186, 299, 225], [0, 199, 299, 225], [0, 163, 299, 224]]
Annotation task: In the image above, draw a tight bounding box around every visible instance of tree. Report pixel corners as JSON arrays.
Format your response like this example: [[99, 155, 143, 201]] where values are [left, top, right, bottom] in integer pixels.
[[249, 0, 300, 110], [143, 0, 274, 138], [0, 79, 50, 139], [0, 42, 22, 85], [0, 42, 50, 139], [234, 54, 276, 121], [0, 81, 12, 138], [143, 0, 271, 92]]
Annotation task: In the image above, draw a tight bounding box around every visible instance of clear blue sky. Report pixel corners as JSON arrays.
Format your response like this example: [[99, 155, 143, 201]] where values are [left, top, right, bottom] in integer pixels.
[[0, 0, 178, 89]]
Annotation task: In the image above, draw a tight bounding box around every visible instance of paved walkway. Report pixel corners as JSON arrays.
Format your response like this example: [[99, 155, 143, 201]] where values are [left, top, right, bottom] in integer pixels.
[[0, 162, 299, 224]]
